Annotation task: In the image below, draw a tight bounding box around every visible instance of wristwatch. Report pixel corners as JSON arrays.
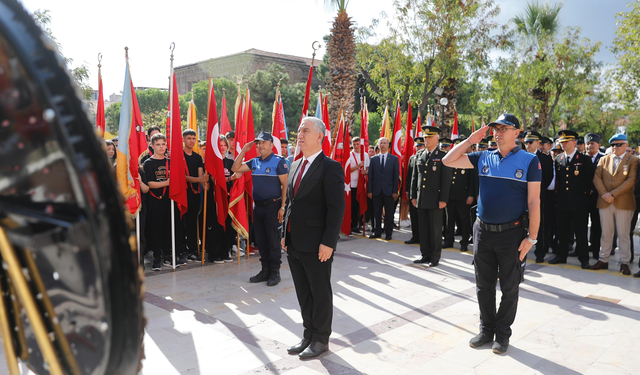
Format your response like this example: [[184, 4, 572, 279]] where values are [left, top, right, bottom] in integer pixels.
[[526, 237, 537, 245], [279, 207, 285, 210]]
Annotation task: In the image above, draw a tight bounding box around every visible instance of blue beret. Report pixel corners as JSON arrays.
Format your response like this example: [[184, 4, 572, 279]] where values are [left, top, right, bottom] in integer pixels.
[[609, 133, 628, 143]]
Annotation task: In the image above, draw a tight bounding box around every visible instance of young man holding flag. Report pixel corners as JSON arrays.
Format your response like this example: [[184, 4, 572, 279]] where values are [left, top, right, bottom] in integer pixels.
[[347, 137, 369, 233], [182, 129, 207, 261]]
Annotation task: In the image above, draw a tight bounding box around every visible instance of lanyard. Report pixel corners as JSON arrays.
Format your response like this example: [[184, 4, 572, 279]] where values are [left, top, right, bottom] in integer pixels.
[[148, 158, 169, 200], [184, 156, 201, 194]]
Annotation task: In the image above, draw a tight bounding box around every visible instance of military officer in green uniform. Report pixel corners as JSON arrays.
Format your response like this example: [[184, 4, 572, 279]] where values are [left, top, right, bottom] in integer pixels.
[[411, 126, 452, 266]]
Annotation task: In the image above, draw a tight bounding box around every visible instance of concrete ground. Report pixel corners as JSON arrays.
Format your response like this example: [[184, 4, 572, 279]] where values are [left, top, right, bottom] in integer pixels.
[[137, 225, 640, 375]]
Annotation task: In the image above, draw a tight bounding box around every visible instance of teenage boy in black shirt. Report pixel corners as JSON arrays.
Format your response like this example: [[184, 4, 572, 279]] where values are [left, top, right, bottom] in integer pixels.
[[143, 133, 173, 270], [183, 129, 207, 260]]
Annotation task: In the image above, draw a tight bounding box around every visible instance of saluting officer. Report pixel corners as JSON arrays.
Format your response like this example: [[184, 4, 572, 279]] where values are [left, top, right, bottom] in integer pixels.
[[411, 126, 452, 266], [549, 130, 594, 269], [523, 131, 554, 262], [404, 137, 426, 245], [443, 137, 477, 252]]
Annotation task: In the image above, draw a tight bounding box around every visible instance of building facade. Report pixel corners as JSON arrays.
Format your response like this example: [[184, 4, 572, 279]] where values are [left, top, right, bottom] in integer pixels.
[[174, 48, 321, 95]]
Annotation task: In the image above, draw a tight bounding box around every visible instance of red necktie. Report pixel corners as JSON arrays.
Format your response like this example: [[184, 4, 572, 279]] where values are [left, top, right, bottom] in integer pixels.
[[293, 159, 309, 196], [288, 159, 308, 233]]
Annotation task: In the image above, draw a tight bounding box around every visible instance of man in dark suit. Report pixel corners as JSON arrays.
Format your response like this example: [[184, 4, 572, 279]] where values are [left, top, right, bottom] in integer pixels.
[[411, 126, 452, 266], [404, 137, 425, 244], [523, 131, 554, 262], [443, 137, 477, 252], [282, 117, 345, 359], [585, 133, 605, 259], [368, 137, 400, 240], [550, 130, 594, 269]]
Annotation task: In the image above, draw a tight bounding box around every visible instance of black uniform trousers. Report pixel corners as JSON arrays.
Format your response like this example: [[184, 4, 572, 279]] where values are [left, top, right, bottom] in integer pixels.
[[444, 199, 472, 246], [207, 213, 236, 261], [183, 193, 201, 255], [556, 207, 589, 263], [588, 204, 601, 259], [253, 201, 282, 271], [286, 243, 334, 345], [351, 187, 360, 229], [473, 221, 526, 340], [542, 190, 557, 253], [373, 194, 395, 237], [418, 208, 444, 264], [409, 202, 420, 242]]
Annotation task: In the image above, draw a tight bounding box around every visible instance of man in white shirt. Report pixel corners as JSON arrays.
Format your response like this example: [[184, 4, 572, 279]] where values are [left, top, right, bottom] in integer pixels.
[[348, 137, 370, 233]]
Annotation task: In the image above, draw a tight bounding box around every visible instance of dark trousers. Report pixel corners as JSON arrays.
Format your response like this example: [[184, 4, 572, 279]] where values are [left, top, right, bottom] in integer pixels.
[[208, 214, 235, 261], [351, 187, 360, 229], [631, 210, 638, 263], [373, 194, 395, 236], [366, 197, 373, 226], [556, 207, 589, 263], [409, 202, 420, 242], [588, 204, 601, 258], [534, 199, 547, 260], [543, 190, 557, 253], [287, 243, 334, 344], [418, 208, 444, 264], [183, 194, 201, 255], [473, 221, 526, 340], [145, 205, 171, 261], [139, 201, 147, 256], [444, 199, 472, 246], [253, 202, 282, 271]]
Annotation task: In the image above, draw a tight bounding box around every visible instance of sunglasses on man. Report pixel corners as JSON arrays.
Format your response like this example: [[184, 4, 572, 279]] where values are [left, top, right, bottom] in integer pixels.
[[611, 143, 626, 148]]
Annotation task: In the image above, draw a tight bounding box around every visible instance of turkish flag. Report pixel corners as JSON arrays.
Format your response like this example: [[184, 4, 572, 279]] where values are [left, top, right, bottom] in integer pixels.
[[204, 78, 228, 229], [168, 73, 188, 217]]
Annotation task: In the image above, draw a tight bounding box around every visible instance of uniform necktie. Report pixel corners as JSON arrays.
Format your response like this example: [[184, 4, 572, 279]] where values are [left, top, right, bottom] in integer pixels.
[[614, 156, 621, 172]]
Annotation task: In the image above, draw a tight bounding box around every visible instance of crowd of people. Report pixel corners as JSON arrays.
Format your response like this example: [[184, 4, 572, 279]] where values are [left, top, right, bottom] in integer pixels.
[[103, 119, 640, 280]]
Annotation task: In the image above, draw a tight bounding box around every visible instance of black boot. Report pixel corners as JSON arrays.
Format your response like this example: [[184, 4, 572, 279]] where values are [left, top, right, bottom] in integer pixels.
[[250, 265, 270, 283], [267, 269, 281, 286]]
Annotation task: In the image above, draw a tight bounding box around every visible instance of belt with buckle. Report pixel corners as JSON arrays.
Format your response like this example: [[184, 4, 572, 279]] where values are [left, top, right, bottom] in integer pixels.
[[476, 217, 522, 233], [254, 198, 281, 207]]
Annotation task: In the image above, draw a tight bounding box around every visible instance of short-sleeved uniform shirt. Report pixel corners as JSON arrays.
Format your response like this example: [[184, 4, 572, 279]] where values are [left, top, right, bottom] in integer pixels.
[[468, 147, 541, 224], [143, 157, 170, 210], [245, 153, 288, 201], [184, 151, 204, 197]]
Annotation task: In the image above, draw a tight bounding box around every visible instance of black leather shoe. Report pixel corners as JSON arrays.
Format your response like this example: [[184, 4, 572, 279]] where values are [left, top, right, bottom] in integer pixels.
[[567, 251, 578, 257], [469, 332, 493, 348], [535, 257, 545, 264], [460, 244, 468, 252], [580, 260, 590, 269], [385, 235, 392, 241], [299, 341, 328, 359], [634, 270, 640, 278], [548, 256, 567, 265], [351, 228, 361, 234], [404, 238, 419, 244], [413, 257, 429, 264], [369, 234, 381, 239], [428, 262, 439, 267], [287, 338, 311, 354], [442, 242, 454, 249]]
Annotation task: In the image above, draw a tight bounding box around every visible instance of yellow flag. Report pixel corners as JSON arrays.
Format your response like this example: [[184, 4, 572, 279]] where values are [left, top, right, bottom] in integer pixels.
[[381, 102, 391, 140], [187, 98, 199, 153]]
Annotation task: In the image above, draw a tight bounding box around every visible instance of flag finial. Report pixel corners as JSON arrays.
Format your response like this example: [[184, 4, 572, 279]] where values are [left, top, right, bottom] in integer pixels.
[[311, 41, 321, 65], [97, 52, 102, 69], [124, 47, 128, 59]]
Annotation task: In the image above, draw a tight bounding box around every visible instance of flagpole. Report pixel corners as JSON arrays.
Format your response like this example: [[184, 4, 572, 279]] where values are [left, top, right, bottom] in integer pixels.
[[169, 42, 177, 271], [330, 99, 344, 156], [136, 213, 141, 267]]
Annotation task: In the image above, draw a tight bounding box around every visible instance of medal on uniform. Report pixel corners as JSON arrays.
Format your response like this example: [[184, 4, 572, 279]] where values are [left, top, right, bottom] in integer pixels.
[[461, 169, 465, 174], [624, 165, 628, 176], [432, 165, 437, 171], [574, 165, 579, 176]]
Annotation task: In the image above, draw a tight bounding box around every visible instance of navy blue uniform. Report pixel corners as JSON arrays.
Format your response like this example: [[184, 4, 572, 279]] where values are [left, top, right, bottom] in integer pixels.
[[246, 153, 288, 271], [468, 147, 541, 341]]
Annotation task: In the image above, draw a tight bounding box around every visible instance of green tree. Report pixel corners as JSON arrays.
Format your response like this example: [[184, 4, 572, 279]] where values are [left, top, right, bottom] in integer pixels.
[[611, 1, 640, 107]]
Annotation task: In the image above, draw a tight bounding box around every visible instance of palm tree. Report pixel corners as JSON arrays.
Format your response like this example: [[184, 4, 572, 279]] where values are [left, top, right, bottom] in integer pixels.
[[325, 0, 357, 134], [512, 1, 563, 133]]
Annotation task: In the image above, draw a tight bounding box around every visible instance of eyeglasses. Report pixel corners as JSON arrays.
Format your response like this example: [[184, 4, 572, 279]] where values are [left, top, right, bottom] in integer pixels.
[[611, 143, 626, 148], [524, 140, 536, 145], [492, 126, 515, 134]]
